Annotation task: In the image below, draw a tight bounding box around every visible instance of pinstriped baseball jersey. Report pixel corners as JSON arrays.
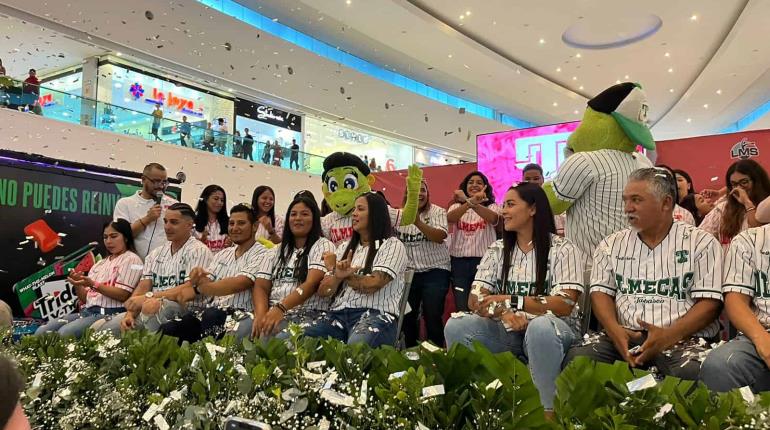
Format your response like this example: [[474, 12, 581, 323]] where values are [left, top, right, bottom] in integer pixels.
[[723, 225, 770, 329], [331, 237, 407, 315], [256, 215, 284, 241], [194, 220, 230, 254], [322, 207, 402, 246], [85, 251, 143, 308], [395, 204, 451, 272], [591, 221, 723, 338], [256, 237, 336, 311], [206, 242, 267, 310], [673, 205, 695, 226], [552, 149, 652, 255], [447, 203, 501, 258], [143, 235, 212, 307], [472, 235, 586, 297]]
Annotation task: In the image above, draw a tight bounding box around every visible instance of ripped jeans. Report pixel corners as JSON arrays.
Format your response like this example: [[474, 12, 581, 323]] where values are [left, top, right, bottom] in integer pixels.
[[302, 307, 397, 348], [444, 312, 577, 411]]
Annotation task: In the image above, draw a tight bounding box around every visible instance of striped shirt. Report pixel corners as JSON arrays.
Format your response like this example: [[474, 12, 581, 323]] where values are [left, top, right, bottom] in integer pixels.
[[700, 198, 749, 248], [331, 237, 407, 315], [591, 221, 723, 338], [322, 207, 402, 246], [85, 251, 143, 308], [142, 235, 212, 307], [206, 242, 267, 310], [723, 225, 770, 329], [673, 204, 695, 226], [194, 220, 230, 253], [256, 238, 336, 311], [447, 203, 501, 258], [552, 149, 652, 255], [256, 214, 284, 241], [395, 204, 451, 272], [554, 214, 566, 236]]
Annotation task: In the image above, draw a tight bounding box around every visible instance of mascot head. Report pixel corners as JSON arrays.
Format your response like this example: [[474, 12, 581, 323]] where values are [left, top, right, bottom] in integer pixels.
[[567, 82, 655, 154], [322, 152, 374, 215]]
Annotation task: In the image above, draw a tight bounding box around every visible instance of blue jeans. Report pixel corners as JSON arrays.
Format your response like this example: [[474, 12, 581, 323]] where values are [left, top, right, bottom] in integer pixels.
[[404, 269, 450, 347], [700, 335, 770, 393], [444, 313, 577, 410], [303, 308, 397, 348], [35, 306, 124, 338], [451, 257, 481, 312]]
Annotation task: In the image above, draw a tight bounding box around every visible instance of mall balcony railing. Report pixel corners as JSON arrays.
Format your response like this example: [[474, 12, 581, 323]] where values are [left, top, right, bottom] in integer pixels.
[[0, 75, 326, 175]]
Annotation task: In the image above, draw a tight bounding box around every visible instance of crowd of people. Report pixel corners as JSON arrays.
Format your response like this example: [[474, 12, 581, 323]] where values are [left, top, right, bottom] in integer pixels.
[[26, 156, 770, 417]]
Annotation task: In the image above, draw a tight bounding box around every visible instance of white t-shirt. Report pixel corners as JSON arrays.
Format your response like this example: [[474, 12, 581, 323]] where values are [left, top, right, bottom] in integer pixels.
[[673, 205, 695, 226], [552, 149, 652, 255], [723, 225, 770, 329], [331, 237, 407, 315], [255, 214, 285, 242], [85, 251, 143, 309], [322, 207, 402, 246], [447, 203, 501, 258], [142, 235, 212, 307], [590, 221, 723, 338], [194, 220, 230, 253], [395, 204, 451, 272], [205, 242, 266, 310], [256, 238, 336, 311], [113, 191, 178, 260]]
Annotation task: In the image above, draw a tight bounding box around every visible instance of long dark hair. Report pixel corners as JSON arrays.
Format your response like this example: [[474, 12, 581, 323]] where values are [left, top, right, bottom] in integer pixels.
[[456, 171, 494, 206], [342, 193, 392, 274], [679, 194, 702, 226], [251, 185, 276, 227], [320, 199, 332, 217], [673, 169, 695, 197], [276, 195, 322, 283], [194, 185, 228, 234], [500, 183, 555, 296], [105, 218, 136, 253], [722, 160, 770, 240]]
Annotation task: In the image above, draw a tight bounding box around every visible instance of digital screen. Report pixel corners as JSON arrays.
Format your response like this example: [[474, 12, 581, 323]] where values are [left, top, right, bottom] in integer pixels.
[[477, 122, 580, 204]]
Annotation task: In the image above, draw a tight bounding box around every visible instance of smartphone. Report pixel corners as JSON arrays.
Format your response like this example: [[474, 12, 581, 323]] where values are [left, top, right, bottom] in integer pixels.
[[224, 417, 272, 430]]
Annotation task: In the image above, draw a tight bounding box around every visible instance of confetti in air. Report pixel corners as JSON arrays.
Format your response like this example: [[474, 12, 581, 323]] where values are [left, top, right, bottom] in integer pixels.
[[144, 10, 154, 20]]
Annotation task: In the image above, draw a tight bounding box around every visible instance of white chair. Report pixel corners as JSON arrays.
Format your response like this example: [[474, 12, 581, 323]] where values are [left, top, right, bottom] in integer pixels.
[[394, 270, 414, 349]]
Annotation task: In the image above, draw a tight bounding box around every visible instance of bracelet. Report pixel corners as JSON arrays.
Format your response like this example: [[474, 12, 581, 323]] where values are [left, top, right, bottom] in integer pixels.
[[276, 303, 288, 314], [139, 218, 147, 227]]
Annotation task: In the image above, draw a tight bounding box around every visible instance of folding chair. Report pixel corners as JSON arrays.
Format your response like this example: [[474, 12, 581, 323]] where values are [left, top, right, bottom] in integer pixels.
[[394, 270, 414, 349]]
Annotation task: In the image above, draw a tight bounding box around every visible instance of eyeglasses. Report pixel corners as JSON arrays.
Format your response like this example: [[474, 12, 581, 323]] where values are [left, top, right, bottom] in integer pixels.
[[142, 176, 169, 186], [730, 178, 752, 188]]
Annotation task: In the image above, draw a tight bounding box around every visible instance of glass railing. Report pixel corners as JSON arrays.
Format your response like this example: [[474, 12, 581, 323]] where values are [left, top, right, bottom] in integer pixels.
[[0, 75, 326, 174]]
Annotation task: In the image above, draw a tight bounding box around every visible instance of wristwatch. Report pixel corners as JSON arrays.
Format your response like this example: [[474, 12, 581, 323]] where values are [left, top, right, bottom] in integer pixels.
[[145, 291, 154, 299]]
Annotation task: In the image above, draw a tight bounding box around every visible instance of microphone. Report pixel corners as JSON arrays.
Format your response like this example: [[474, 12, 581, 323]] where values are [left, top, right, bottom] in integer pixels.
[[154, 191, 163, 205]]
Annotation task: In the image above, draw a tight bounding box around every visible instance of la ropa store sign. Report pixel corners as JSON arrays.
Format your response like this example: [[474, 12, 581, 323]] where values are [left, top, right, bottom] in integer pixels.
[[129, 85, 204, 118]]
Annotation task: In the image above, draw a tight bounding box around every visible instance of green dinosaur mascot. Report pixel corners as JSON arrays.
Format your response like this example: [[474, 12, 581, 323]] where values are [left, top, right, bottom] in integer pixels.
[[544, 82, 655, 255], [320, 152, 422, 245]]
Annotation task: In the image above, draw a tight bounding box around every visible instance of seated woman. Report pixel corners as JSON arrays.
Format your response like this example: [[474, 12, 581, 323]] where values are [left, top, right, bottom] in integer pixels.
[[35, 219, 142, 337], [251, 195, 335, 339], [443, 183, 587, 416], [304, 192, 407, 347]]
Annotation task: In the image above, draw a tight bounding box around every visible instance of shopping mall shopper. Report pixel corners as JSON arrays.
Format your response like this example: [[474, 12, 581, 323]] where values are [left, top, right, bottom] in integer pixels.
[[290, 139, 300, 170], [151, 104, 163, 141], [179, 115, 191, 147], [306, 192, 407, 347], [252, 185, 283, 244], [447, 171, 500, 311], [193, 185, 231, 253], [242, 128, 254, 161]]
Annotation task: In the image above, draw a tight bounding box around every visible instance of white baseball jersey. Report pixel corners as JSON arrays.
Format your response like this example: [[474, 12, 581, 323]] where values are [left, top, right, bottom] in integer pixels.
[[85, 251, 143, 308], [447, 203, 501, 258], [194, 220, 230, 254], [322, 207, 402, 246], [723, 225, 770, 329], [331, 237, 407, 315], [552, 149, 652, 255], [473, 235, 586, 297], [673, 205, 695, 226], [113, 191, 178, 260], [142, 235, 212, 307], [591, 221, 723, 338], [395, 204, 451, 272], [700, 199, 749, 248], [256, 238, 336, 311], [256, 214, 284, 241], [206, 242, 267, 310]]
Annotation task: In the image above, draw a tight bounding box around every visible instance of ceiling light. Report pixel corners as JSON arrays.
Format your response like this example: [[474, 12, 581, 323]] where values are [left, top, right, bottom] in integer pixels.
[[465, 11, 471, 16], [539, 38, 546, 44], [572, 76, 577, 80], [624, 75, 630, 79], [668, 68, 674, 73], [686, 118, 692, 123], [664, 52, 670, 57], [447, 54, 453, 58], [575, 53, 582, 58], [716, 89, 722, 95], [556, 67, 561, 72], [690, 14, 698, 21], [578, 85, 584, 90], [669, 88, 674, 93], [116, 52, 123, 57], [346, 0, 351, 4], [552, 102, 558, 107], [616, 79, 621, 84], [459, 15, 464, 19], [703, 103, 709, 109], [573, 110, 579, 114]]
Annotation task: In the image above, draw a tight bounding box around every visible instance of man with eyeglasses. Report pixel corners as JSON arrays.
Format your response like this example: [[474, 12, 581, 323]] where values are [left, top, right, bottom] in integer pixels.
[[113, 163, 178, 259]]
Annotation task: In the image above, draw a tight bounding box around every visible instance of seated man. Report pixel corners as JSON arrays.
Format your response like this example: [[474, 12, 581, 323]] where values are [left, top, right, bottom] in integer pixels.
[[98, 203, 212, 335], [700, 224, 770, 392], [563, 168, 723, 380], [149, 204, 266, 342]]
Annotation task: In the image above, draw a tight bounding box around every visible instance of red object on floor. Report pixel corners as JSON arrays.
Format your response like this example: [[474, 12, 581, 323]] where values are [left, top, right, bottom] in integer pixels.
[[23, 219, 60, 253]]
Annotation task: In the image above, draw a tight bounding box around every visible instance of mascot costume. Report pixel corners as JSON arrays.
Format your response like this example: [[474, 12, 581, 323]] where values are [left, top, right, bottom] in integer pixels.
[[320, 152, 422, 245], [544, 82, 655, 255]]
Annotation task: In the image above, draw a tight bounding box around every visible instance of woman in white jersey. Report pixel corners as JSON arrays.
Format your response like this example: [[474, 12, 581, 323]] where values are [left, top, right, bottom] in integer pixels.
[[193, 185, 230, 253], [252, 185, 283, 244], [306, 192, 407, 347], [251, 195, 335, 339], [444, 183, 586, 417], [396, 180, 451, 347], [35, 219, 143, 337], [447, 171, 501, 312]]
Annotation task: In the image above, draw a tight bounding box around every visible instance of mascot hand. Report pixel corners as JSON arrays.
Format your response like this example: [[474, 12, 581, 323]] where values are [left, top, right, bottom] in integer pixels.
[[257, 237, 276, 249], [400, 164, 423, 226], [543, 182, 573, 215]]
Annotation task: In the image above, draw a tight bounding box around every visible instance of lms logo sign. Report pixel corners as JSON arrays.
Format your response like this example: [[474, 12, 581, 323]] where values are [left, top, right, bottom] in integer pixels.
[[730, 138, 759, 160]]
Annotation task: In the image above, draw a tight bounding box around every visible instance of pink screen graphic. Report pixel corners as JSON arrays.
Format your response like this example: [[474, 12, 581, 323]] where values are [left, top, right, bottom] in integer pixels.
[[477, 122, 580, 204]]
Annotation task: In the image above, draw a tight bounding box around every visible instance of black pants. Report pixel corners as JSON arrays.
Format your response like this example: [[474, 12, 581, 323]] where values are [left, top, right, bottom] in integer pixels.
[[290, 155, 299, 170], [403, 268, 450, 347], [242, 144, 253, 160], [450, 256, 482, 312]]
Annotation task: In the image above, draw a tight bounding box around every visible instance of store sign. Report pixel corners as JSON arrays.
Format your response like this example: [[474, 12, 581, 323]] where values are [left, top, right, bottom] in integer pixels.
[[338, 128, 370, 144], [730, 138, 759, 160], [236, 100, 301, 131], [127, 84, 204, 118]]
